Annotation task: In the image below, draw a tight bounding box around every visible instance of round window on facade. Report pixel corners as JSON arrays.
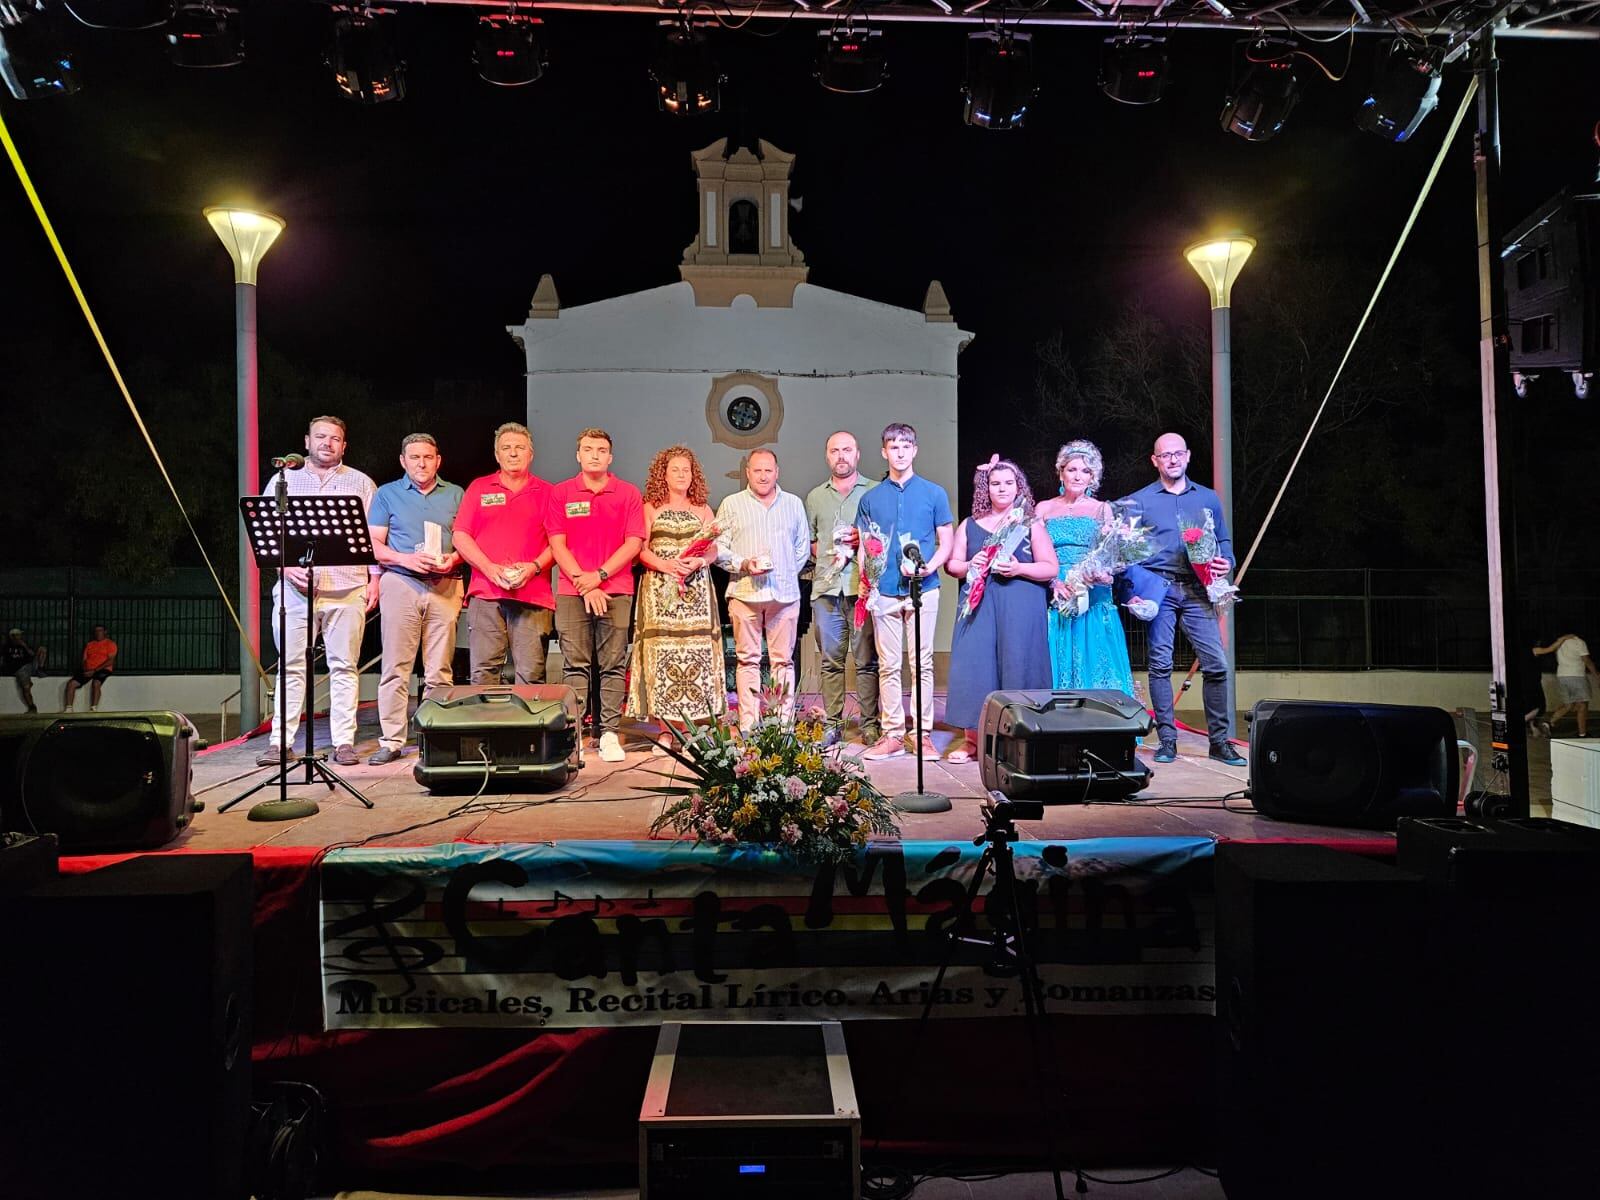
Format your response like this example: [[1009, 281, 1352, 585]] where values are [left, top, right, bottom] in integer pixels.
[[725, 394, 764, 434]]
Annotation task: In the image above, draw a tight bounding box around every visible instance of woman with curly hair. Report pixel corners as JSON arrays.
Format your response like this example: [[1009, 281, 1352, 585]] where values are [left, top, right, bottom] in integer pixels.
[[629, 445, 726, 748], [1034, 439, 1135, 697], [942, 456, 1057, 764]]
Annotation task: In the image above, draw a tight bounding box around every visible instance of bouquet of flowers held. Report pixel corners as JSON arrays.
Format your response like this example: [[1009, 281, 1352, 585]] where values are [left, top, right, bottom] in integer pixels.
[[852, 517, 890, 630], [1053, 503, 1155, 616], [1179, 509, 1240, 609], [646, 689, 900, 865], [675, 519, 722, 596], [959, 507, 1030, 621]]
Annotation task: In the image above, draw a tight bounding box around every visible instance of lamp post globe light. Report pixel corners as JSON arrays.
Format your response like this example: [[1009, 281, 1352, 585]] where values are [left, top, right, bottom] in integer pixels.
[[1183, 235, 1253, 738], [206, 206, 284, 732]]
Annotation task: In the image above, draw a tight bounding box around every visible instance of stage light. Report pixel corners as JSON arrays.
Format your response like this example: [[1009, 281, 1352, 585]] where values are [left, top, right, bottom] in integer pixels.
[[1356, 38, 1443, 143], [0, 1, 80, 99], [1099, 34, 1168, 106], [328, 8, 404, 105], [62, 0, 171, 29], [815, 26, 885, 95], [473, 11, 545, 87], [1220, 40, 1300, 143], [166, 3, 243, 69], [962, 28, 1035, 131], [650, 20, 720, 116]]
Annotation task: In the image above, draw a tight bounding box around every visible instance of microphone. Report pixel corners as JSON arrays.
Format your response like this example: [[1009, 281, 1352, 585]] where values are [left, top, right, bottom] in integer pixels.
[[272, 453, 306, 470], [902, 541, 925, 568]]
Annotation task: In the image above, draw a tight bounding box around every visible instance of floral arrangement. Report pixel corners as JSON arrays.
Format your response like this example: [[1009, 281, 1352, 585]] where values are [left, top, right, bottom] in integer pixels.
[[646, 693, 901, 865], [675, 519, 721, 595], [1179, 509, 1240, 609], [959, 507, 1029, 621], [852, 517, 890, 629], [1053, 503, 1155, 616]]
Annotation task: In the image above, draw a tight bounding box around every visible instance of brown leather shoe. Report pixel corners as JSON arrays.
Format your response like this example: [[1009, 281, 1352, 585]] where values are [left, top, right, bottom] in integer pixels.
[[332, 744, 359, 766]]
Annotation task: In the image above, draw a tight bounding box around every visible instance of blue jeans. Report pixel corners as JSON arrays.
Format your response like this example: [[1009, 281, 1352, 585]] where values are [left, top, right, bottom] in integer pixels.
[[1146, 578, 1230, 747], [812, 593, 880, 740]]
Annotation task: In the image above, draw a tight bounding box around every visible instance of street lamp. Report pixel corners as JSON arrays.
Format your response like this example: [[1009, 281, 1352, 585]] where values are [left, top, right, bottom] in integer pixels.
[[1184, 235, 1253, 737], [206, 205, 284, 732]]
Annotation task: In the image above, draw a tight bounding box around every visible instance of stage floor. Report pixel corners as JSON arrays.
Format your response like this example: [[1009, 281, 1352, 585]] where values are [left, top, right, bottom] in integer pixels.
[[176, 697, 1397, 852]]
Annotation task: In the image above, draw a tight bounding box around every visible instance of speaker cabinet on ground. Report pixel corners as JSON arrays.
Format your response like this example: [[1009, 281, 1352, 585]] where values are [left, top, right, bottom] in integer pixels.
[[413, 684, 579, 792], [979, 689, 1150, 801], [0, 710, 201, 850], [1212, 842, 1428, 1199], [0, 853, 254, 1200], [1247, 699, 1457, 829]]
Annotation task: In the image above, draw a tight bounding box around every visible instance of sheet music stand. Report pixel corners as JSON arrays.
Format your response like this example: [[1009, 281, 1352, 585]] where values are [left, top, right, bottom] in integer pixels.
[[224, 490, 376, 814]]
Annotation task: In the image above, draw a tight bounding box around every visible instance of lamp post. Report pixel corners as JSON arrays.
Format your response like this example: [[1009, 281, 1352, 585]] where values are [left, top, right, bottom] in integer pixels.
[[1184, 235, 1254, 738], [206, 206, 285, 732]]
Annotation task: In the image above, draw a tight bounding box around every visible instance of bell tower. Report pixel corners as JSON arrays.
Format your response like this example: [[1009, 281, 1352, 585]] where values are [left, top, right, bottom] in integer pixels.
[[680, 138, 808, 307]]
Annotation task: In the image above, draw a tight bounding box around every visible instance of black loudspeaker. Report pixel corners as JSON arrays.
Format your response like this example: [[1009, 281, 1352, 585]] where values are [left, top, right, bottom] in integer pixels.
[[1212, 843, 1429, 1199], [979, 689, 1151, 801], [0, 710, 201, 850], [413, 684, 580, 792], [0, 853, 254, 1200], [1503, 188, 1600, 380], [1247, 699, 1458, 830]]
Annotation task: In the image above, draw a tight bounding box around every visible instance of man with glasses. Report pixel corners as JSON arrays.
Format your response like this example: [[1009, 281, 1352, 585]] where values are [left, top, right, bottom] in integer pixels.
[[1119, 432, 1245, 767]]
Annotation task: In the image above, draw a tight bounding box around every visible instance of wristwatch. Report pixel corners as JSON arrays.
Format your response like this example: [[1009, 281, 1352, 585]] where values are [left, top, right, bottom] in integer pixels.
[[597, 568, 610, 583]]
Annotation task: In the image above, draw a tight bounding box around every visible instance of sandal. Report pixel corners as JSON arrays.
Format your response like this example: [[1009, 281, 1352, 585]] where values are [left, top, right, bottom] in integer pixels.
[[944, 740, 976, 765]]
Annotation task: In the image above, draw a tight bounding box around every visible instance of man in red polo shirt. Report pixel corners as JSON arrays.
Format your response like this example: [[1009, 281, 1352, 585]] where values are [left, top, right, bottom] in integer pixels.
[[546, 428, 646, 763], [453, 422, 557, 685]]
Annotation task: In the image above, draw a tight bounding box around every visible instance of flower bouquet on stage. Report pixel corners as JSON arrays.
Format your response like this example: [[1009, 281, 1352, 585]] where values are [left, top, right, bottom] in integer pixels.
[[852, 517, 890, 629], [1053, 502, 1155, 618], [675, 519, 721, 596], [1179, 508, 1240, 609], [959, 507, 1029, 621]]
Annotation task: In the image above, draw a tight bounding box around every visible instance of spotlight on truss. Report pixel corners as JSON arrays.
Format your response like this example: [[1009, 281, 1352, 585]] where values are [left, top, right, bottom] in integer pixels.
[[62, 0, 173, 30], [1099, 34, 1167, 106], [1220, 40, 1300, 143], [651, 20, 721, 116], [0, 1, 80, 99], [166, 3, 244, 68], [1355, 39, 1442, 143], [473, 11, 545, 86], [962, 28, 1035, 130], [328, 8, 405, 105], [815, 25, 886, 94]]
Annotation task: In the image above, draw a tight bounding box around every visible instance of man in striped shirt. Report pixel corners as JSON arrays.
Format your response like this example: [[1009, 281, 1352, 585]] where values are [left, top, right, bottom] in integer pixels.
[[715, 449, 812, 732], [257, 415, 380, 768]]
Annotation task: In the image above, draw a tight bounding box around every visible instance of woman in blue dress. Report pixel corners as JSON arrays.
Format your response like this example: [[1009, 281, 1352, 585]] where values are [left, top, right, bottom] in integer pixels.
[[942, 457, 1057, 763], [1034, 439, 1137, 699]]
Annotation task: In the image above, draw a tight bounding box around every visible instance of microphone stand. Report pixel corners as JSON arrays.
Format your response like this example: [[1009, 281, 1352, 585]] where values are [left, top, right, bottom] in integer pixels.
[[893, 552, 951, 814]]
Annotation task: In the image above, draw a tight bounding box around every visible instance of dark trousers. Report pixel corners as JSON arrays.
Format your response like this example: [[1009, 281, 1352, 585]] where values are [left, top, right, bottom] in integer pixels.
[[1146, 577, 1230, 747], [555, 593, 632, 736]]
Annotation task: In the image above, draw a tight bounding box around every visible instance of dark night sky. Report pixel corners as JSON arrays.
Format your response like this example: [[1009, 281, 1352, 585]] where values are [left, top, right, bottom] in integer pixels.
[[2, 9, 1596, 530]]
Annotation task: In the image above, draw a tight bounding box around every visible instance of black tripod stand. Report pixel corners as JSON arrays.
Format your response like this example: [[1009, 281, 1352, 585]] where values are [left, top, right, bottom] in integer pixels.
[[223, 489, 375, 815], [893, 547, 951, 813]]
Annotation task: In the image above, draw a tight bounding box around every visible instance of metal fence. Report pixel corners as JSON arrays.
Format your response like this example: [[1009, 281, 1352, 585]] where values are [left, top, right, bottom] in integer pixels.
[[4, 567, 1597, 675]]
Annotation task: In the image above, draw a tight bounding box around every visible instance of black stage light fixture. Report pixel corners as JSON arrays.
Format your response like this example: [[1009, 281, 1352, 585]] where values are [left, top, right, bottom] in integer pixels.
[[1098, 33, 1168, 106], [62, 0, 172, 29], [0, 1, 81, 99], [815, 25, 886, 94], [166, 3, 244, 68], [1220, 40, 1300, 142], [651, 20, 721, 116], [473, 11, 546, 87], [1355, 38, 1443, 143], [328, 8, 405, 105], [962, 28, 1036, 130]]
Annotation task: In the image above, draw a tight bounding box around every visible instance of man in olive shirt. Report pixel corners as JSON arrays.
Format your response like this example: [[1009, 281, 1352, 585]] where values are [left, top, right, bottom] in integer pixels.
[[804, 431, 879, 748]]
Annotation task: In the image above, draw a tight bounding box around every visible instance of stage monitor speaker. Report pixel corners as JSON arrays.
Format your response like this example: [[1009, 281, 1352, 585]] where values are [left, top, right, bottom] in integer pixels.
[[1503, 188, 1600, 379], [1246, 699, 1457, 830], [413, 684, 579, 792], [0, 709, 201, 850], [0, 853, 254, 1200], [1212, 842, 1429, 1200], [979, 689, 1150, 801]]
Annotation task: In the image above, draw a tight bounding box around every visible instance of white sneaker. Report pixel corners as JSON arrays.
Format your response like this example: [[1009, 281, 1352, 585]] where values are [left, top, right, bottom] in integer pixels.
[[598, 731, 626, 763]]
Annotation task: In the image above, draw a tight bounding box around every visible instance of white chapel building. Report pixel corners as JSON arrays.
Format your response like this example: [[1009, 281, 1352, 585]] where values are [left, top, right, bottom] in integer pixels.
[[507, 138, 972, 650]]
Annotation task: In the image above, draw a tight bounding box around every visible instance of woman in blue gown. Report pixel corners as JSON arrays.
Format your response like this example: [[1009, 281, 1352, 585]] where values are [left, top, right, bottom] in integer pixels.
[[943, 457, 1058, 763], [1034, 440, 1137, 698]]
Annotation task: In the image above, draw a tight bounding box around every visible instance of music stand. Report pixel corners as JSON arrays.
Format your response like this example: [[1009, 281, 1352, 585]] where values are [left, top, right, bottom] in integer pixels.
[[223, 490, 376, 815]]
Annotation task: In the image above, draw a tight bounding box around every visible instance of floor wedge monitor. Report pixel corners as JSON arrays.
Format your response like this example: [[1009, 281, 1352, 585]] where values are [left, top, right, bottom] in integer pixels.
[[413, 684, 580, 792], [980, 689, 1151, 801]]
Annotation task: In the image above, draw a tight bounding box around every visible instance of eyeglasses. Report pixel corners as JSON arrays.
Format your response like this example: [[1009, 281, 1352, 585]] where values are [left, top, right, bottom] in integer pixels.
[[1153, 451, 1189, 461]]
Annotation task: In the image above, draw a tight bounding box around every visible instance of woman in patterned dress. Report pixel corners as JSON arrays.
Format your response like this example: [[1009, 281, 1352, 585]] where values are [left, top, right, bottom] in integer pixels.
[[629, 446, 726, 751]]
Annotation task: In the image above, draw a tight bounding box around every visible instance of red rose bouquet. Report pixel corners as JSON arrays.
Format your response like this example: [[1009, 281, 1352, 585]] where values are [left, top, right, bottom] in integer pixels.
[[852, 517, 890, 629], [676, 520, 721, 595], [1178, 509, 1239, 608]]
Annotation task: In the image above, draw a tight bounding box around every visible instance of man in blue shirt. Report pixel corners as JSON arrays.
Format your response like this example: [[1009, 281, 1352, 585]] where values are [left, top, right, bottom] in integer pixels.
[[857, 423, 953, 761], [366, 433, 466, 765], [1119, 432, 1246, 767]]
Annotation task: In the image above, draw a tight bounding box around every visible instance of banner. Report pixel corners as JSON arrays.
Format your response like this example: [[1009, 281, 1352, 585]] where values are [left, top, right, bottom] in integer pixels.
[[321, 836, 1216, 1030]]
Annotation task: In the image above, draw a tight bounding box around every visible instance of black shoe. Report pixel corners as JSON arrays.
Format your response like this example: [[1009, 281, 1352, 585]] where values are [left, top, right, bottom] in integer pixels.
[[1153, 742, 1178, 764], [368, 746, 403, 766], [1209, 743, 1247, 767]]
